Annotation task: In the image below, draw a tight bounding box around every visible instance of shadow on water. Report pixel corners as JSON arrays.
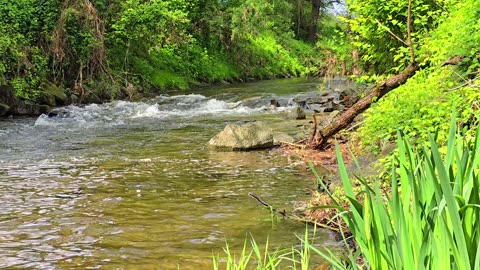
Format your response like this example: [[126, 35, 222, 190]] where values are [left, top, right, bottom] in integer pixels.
[[0, 78, 346, 269]]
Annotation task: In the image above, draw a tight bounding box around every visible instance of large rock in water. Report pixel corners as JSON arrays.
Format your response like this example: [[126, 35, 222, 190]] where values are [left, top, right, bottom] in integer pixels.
[[208, 121, 274, 151]]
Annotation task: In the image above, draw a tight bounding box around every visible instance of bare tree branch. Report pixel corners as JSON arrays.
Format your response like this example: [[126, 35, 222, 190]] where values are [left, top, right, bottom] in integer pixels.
[[375, 19, 408, 46], [407, 0, 416, 63]]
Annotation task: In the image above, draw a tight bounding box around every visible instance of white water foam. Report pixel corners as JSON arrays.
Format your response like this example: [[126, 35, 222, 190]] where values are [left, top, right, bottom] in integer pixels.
[[34, 94, 267, 129]]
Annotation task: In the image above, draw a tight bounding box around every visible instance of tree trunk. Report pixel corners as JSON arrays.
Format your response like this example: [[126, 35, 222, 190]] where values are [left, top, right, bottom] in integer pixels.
[[307, 0, 321, 43], [310, 62, 419, 149]]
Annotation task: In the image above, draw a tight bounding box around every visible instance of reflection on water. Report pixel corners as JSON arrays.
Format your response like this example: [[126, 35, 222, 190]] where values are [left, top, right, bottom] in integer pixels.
[[0, 78, 343, 269]]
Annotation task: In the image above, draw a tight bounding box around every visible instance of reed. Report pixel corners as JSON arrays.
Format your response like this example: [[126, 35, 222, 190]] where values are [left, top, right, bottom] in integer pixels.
[[212, 235, 296, 270], [315, 114, 480, 269]]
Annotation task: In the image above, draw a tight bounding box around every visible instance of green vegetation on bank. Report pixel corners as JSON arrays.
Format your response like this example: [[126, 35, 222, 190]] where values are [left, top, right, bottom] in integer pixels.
[[212, 0, 479, 268], [0, 0, 353, 106], [356, 0, 480, 153], [318, 117, 480, 269], [215, 117, 480, 269]]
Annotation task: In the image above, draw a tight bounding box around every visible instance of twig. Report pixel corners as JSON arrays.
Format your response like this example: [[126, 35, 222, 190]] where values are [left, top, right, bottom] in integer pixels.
[[346, 121, 363, 132], [407, 0, 416, 63], [248, 192, 287, 218], [310, 114, 318, 143], [375, 19, 408, 46]]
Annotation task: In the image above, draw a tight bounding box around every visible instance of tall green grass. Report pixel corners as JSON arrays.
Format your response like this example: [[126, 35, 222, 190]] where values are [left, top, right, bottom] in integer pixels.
[[212, 235, 293, 270], [212, 227, 324, 270], [213, 115, 480, 269], [316, 114, 480, 269]]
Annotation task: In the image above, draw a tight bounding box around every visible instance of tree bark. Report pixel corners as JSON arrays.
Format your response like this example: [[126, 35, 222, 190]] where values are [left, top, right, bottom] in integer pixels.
[[310, 62, 419, 149], [307, 0, 321, 43]]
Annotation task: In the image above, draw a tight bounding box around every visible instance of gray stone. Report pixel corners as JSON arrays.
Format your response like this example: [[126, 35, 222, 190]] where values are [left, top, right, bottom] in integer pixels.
[[273, 132, 295, 146], [15, 103, 50, 116], [85, 93, 102, 104], [69, 94, 79, 104], [48, 109, 71, 118], [323, 101, 334, 112], [286, 106, 306, 120], [0, 103, 10, 116], [308, 104, 324, 113], [241, 96, 264, 108], [208, 121, 274, 151], [220, 80, 231, 85], [307, 96, 330, 104]]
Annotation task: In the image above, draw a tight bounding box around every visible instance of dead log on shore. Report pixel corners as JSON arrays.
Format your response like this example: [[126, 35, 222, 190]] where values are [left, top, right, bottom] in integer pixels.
[[309, 62, 419, 150]]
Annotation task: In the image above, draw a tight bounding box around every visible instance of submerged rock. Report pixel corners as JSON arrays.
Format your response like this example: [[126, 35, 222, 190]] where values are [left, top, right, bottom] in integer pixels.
[[208, 121, 274, 151]]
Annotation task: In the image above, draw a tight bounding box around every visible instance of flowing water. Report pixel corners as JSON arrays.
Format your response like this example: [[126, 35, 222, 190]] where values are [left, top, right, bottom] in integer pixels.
[[0, 78, 346, 269]]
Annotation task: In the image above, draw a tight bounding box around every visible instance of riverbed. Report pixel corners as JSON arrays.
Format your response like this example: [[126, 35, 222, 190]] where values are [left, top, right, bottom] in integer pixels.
[[0, 78, 344, 269]]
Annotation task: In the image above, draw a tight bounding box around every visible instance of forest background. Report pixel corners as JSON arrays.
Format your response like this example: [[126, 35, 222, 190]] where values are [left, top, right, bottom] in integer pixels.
[[0, 0, 479, 151]]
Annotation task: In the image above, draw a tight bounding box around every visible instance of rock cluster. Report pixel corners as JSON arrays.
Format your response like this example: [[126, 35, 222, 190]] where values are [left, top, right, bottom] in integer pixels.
[[287, 87, 355, 114], [208, 85, 357, 151]]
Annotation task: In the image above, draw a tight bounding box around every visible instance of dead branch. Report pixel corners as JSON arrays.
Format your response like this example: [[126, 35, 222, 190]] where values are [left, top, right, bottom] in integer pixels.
[[375, 19, 408, 46], [248, 192, 287, 218], [310, 62, 419, 149]]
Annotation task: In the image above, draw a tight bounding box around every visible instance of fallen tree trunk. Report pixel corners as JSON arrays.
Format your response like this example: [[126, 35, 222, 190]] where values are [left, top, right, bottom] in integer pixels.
[[310, 62, 419, 149]]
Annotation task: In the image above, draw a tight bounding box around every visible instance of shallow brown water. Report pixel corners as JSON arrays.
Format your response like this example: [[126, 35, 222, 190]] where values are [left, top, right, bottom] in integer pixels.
[[0, 78, 345, 269]]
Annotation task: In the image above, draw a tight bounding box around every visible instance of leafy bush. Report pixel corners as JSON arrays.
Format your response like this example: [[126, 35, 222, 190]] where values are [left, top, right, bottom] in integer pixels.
[[357, 0, 480, 153], [0, 0, 53, 102], [345, 0, 447, 73]]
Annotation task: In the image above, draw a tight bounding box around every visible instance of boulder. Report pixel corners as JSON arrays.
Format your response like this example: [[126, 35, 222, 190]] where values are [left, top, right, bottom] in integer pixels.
[[307, 104, 324, 113], [208, 121, 274, 151], [220, 80, 231, 85], [241, 96, 264, 108], [0, 103, 10, 116], [84, 92, 102, 104], [39, 82, 68, 106], [47, 109, 71, 118], [273, 132, 295, 146], [306, 96, 330, 104], [286, 107, 306, 120], [322, 101, 335, 112], [15, 103, 50, 115]]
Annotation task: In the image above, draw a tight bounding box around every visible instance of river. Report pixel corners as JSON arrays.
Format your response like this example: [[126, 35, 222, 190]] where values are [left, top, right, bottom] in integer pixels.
[[0, 78, 344, 269]]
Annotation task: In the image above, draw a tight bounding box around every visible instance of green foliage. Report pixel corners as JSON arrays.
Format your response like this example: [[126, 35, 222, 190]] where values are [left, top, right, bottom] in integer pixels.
[[0, 0, 54, 102], [232, 33, 308, 78], [212, 235, 292, 270], [315, 15, 356, 76], [419, 0, 480, 73], [212, 227, 323, 270], [345, 0, 447, 73], [316, 119, 480, 270], [109, 0, 323, 92], [357, 0, 480, 153], [0, 0, 354, 104]]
